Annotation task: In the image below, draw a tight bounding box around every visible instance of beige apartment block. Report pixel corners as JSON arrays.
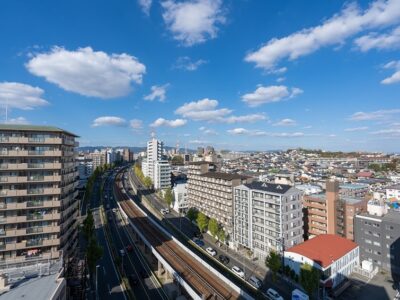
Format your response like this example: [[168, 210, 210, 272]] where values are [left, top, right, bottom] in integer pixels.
[[187, 161, 250, 235], [0, 125, 79, 265]]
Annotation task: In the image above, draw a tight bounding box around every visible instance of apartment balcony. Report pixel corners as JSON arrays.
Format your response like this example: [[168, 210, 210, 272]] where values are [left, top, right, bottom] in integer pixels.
[[0, 189, 27, 197], [0, 137, 62, 144], [4, 228, 26, 237], [0, 241, 27, 251], [310, 222, 327, 231], [310, 214, 327, 223], [0, 175, 61, 184], [26, 212, 60, 221], [27, 187, 61, 195], [27, 163, 62, 170], [308, 209, 326, 217]]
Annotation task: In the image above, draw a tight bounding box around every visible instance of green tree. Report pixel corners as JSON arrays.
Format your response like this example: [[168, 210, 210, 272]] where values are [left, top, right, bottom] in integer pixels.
[[143, 176, 152, 189], [164, 188, 174, 207], [196, 212, 209, 233], [86, 236, 103, 274], [186, 208, 198, 222], [217, 228, 225, 243], [82, 210, 95, 239], [171, 156, 184, 165], [208, 218, 219, 240], [265, 251, 281, 282], [300, 263, 320, 297]]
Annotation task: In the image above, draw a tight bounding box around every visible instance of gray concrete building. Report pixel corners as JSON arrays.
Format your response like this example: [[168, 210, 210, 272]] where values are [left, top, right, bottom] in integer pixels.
[[354, 202, 400, 275]]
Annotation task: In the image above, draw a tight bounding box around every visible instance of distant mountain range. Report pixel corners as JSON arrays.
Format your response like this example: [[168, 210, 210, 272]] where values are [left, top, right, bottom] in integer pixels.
[[77, 146, 197, 153]]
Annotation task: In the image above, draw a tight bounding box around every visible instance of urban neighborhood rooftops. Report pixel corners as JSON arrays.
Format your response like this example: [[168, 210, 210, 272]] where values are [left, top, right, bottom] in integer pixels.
[[243, 181, 293, 194], [286, 234, 358, 268]]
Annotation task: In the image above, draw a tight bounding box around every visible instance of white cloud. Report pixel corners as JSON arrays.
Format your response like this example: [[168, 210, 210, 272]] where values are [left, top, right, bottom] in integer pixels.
[[92, 116, 127, 127], [276, 77, 286, 83], [189, 139, 209, 144], [245, 0, 400, 70], [273, 118, 297, 126], [130, 119, 143, 130], [223, 114, 267, 124], [150, 118, 187, 128], [370, 128, 400, 136], [228, 128, 306, 138], [349, 109, 400, 121], [381, 60, 400, 84], [26, 46, 146, 99], [355, 26, 400, 51], [5, 117, 29, 125], [242, 85, 303, 107], [138, 0, 152, 15], [144, 84, 169, 102], [174, 56, 207, 71], [175, 98, 267, 123], [199, 126, 218, 135], [0, 82, 49, 110], [161, 0, 226, 46], [344, 126, 369, 132]]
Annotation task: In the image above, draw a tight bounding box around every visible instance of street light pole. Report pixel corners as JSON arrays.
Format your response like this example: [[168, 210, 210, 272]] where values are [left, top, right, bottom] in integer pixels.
[[95, 264, 100, 300]]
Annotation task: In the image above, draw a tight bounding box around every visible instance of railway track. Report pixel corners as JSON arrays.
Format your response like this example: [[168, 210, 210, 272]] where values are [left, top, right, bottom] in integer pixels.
[[114, 173, 240, 300]]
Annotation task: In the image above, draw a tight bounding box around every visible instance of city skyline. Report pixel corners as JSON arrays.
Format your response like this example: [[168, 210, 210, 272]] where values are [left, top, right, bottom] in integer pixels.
[[1, 0, 400, 152]]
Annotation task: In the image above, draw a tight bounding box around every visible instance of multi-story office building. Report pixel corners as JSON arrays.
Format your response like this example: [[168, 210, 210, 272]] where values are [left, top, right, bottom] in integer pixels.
[[122, 148, 133, 162], [233, 182, 303, 261], [0, 125, 79, 264], [187, 161, 250, 235], [76, 154, 92, 185], [154, 160, 171, 190], [303, 180, 367, 240], [354, 201, 400, 275]]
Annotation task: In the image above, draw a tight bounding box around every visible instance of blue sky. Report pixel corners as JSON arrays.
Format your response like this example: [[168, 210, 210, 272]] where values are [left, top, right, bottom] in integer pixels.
[[1, 0, 400, 152]]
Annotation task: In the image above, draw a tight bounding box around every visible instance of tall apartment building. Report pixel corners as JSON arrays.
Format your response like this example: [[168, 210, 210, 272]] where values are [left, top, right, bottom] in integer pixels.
[[187, 161, 249, 235], [233, 182, 303, 261], [354, 201, 400, 275], [87, 150, 106, 170], [303, 180, 367, 240], [142, 137, 171, 190], [122, 148, 133, 162], [0, 125, 79, 264]]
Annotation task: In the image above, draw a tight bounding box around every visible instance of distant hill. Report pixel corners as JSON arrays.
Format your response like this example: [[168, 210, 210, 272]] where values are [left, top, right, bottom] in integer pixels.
[[77, 146, 196, 153]]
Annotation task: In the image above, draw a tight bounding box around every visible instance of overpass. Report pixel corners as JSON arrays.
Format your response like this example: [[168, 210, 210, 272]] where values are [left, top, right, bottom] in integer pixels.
[[113, 170, 254, 300]]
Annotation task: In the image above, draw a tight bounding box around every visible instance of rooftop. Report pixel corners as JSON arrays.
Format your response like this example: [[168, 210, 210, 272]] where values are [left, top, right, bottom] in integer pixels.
[[201, 172, 249, 181], [244, 181, 293, 194], [340, 183, 369, 190], [0, 124, 78, 137], [286, 234, 358, 268]]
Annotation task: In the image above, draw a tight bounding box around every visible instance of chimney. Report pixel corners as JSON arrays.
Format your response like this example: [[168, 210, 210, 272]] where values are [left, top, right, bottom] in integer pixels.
[[326, 180, 339, 234]]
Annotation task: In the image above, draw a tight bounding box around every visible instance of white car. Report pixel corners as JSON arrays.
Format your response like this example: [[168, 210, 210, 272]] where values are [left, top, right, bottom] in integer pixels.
[[248, 275, 262, 289], [205, 247, 217, 256], [231, 266, 245, 278], [266, 288, 283, 300], [119, 249, 125, 256]]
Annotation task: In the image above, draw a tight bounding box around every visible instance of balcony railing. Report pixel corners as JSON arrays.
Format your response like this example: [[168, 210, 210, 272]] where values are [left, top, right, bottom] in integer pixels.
[[27, 213, 44, 220], [26, 239, 43, 247], [0, 163, 8, 169], [27, 163, 45, 168], [26, 227, 44, 234], [27, 201, 44, 207], [28, 151, 45, 156], [27, 176, 44, 181], [27, 188, 44, 195], [28, 138, 45, 143]]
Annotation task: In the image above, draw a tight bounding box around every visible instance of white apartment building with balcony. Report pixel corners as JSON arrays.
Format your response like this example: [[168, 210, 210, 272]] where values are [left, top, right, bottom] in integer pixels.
[[0, 125, 79, 265], [233, 181, 304, 261], [154, 160, 171, 190]]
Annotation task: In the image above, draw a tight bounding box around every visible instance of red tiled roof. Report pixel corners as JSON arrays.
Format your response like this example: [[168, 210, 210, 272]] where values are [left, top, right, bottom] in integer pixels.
[[286, 234, 358, 268], [357, 171, 373, 178]]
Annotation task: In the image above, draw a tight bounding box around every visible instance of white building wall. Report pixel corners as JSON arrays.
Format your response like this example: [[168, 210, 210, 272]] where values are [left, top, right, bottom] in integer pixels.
[[154, 160, 171, 190], [173, 182, 188, 213]]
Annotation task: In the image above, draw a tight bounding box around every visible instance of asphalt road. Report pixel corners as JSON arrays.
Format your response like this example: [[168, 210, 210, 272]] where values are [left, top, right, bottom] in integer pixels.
[[90, 178, 127, 300], [103, 171, 169, 300], [125, 167, 292, 300]]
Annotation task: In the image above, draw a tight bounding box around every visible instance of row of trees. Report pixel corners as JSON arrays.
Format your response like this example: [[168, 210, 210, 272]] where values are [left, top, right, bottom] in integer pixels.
[[369, 160, 398, 172], [265, 251, 320, 297], [82, 211, 103, 276], [134, 164, 153, 188], [164, 187, 174, 207], [186, 208, 226, 243]]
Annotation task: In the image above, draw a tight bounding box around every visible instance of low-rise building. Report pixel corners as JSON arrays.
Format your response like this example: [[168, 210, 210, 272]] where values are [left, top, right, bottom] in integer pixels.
[[233, 182, 303, 261], [386, 184, 400, 201], [284, 234, 359, 290], [172, 182, 188, 213]]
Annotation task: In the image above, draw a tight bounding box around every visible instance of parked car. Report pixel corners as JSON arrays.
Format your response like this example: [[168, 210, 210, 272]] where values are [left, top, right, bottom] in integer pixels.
[[126, 244, 133, 252], [193, 239, 205, 247], [231, 266, 245, 278], [128, 274, 138, 286], [160, 209, 167, 215], [248, 275, 262, 289], [164, 208, 170, 214], [266, 288, 284, 300], [206, 247, 217, 256], [218, 255, 230, 265], [119, 249, 125, 256]]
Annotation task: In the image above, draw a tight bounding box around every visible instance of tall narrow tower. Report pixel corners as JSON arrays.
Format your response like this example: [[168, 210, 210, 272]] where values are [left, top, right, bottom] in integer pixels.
[[326, 180, 339, 235]]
